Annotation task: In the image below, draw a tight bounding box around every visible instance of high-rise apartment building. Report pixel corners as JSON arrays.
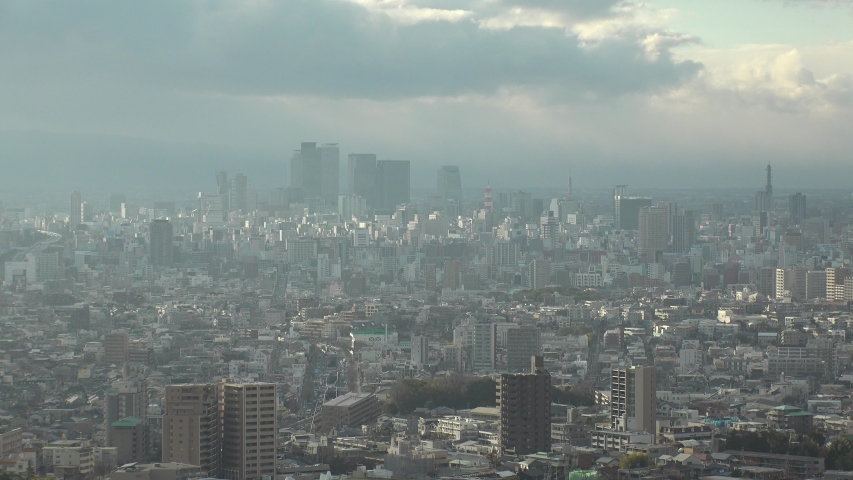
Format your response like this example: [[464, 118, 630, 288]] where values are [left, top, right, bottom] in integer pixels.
[[348, 154, 378, 208], [497, 356, 551, 455], [221, 383, 277, 480], [638, 205, 670, 259], [69, 191, 82, 230], [610, 366, 656, 433], [105, 377, 147, 446], [529, 258, 551, 290], [150, 219, 174, 268], [162, 384, 221, 477], [789, 193, 807, 225], [506, 326, 541, 373], [112, 417, 149, 465], [411, 335, 429, 367], [826, 267, 850, 301], [377, 160, 410, 210], [230, 173, 248, 213], [105, 331, 130, 365], [437, 165, 463, 211], [472, 322, 497, 371]]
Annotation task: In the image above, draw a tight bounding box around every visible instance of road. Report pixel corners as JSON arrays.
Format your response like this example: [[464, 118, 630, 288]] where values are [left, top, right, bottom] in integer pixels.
[[12, 229, 63, 261]]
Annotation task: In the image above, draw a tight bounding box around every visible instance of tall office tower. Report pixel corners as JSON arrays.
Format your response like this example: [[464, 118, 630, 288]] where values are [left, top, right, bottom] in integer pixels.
[[472, 322, 497, 371], [109, 193, 127, 216], [216, 171, 231, 213], [754, 191, 772, 214], [348, 154, 379, 208], [437, 165, 463, 211], [616, 197, 652, 230], [672, 210, 695, 253], [444, 260, 461, 290], [221, 383, 277, 480], [320, 143, 340, 205], [826, 267, 850, 301], [506, 326, 541, 372], [230, 173, 248, 213], [411, 335, 429, 367], [198, 193, 225, 224], [377, 160, 411, 210], [613, 185, 627, 226], [162, 384, 221, 477], [610, 366, 656, 433], [638, 204, 670, 259], [105, 377, 148, 446], [529, 258, 551, 290], [766, 163, 773, 197], [789, 193, 807, 225], [150, 219, 174, 268], [497, 356, 551, 455], [290, 141, 340, 205], [69, 190, 82, 230]]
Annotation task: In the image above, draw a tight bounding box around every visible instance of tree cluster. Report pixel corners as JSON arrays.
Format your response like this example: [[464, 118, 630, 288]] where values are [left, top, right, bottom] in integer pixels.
[[389, 375, 497, 413], [724, 430, 853, 470], [619, 453, 649, 469], [552, 381, 596, 407]]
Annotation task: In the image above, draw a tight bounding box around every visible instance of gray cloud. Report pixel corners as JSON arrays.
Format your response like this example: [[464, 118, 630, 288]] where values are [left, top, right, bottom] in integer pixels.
[[0, 0, 700, 101]]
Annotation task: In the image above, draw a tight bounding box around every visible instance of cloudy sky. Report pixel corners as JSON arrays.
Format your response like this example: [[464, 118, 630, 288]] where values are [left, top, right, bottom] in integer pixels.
[[1, 0, 852, 193]]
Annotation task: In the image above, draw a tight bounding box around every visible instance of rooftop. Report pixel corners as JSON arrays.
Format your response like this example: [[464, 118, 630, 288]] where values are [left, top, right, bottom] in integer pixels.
[[323, 392, 374, 407]]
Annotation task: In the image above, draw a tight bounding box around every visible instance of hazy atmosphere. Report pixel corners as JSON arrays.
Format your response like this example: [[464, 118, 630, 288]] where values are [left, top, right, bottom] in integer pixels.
[[2, 0, 853, 191]]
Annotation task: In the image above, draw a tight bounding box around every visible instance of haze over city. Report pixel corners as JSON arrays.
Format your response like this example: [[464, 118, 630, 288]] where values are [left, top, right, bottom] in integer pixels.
[[3, 3, 853, 480], [2, 0, 853, 191]]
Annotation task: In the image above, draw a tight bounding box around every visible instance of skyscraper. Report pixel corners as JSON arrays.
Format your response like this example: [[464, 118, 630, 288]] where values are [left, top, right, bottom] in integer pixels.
[[789, 192, 807, 225], [672, 210, 695, 253], [320, 143, 340, 205], [348, 154, 378, 208], [437, 165, 463, 211], [610, 366, 656, 433], [377, 160, 410, 210], [69, 190, 82, 230], [216, 171, 230, 213], [638, 204, 670, 259], [230, 173, 248, 213], [162, 384, 221, 477], [291, 142, 339, 205], [150, 219, 174, 268], [613, 185, 627, 226], [506, 326, 541, 373], [497, 356, 551, 455], [221, 383, 278, 480], [616, 197, 652, 230]]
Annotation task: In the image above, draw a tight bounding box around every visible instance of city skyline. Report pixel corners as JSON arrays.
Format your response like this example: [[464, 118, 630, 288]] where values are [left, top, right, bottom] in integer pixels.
[[1, 1, 853, 190]]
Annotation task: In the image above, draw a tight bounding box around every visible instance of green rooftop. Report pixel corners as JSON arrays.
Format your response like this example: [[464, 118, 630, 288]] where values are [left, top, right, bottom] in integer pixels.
[[112, 416, 143, 427], [785, 411, 814, 417]]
